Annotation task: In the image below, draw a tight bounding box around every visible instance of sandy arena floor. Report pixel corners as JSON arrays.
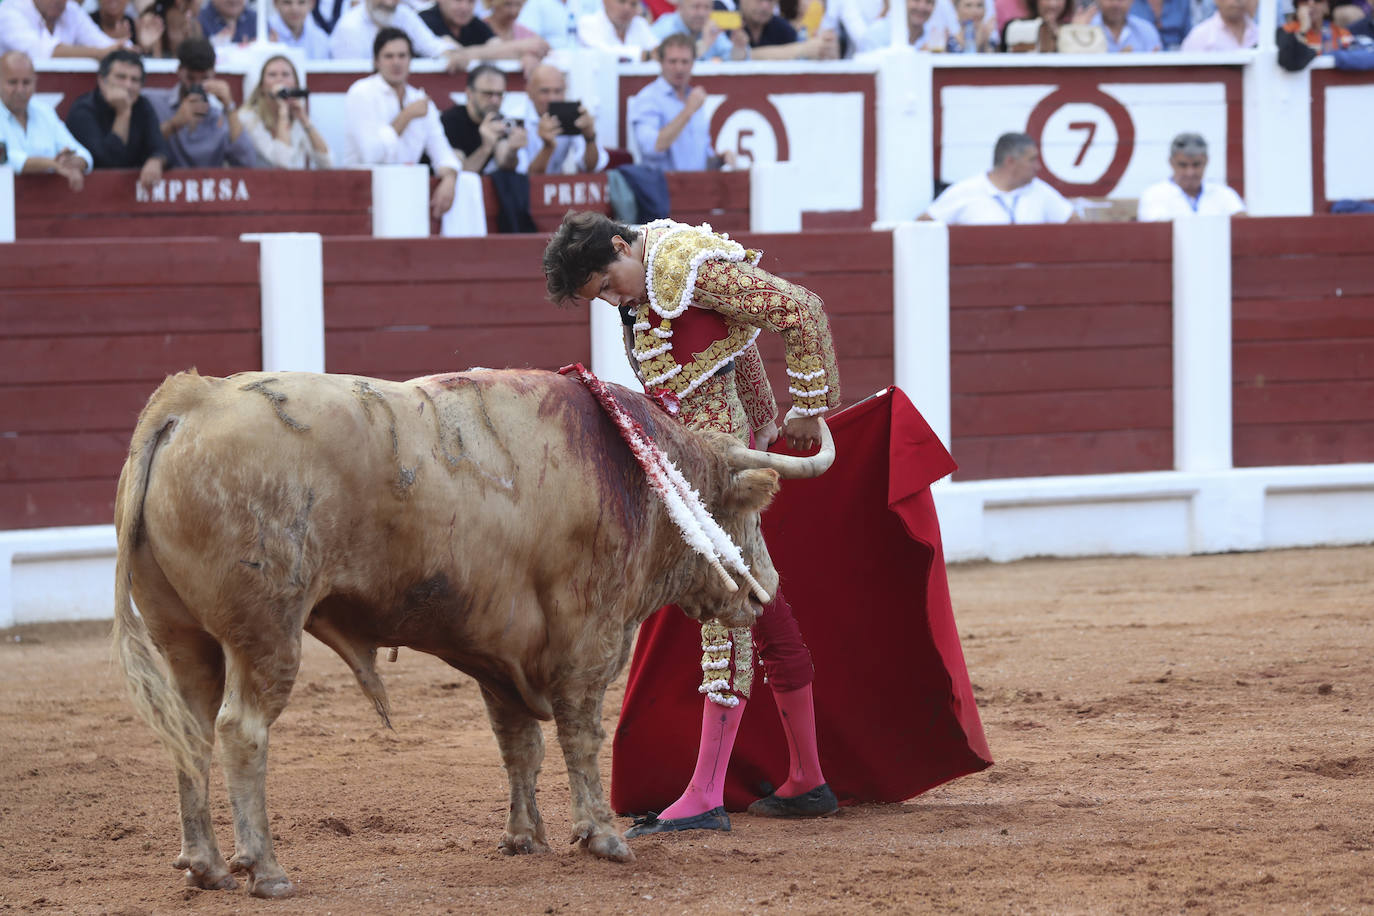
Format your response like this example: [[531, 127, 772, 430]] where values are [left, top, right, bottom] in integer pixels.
[[1, 546, 1371, 915]]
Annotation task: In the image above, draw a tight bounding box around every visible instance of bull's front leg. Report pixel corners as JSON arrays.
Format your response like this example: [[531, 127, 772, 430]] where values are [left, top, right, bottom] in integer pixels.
[[552, 687, 632, 862], [478, 686, 549, 856]]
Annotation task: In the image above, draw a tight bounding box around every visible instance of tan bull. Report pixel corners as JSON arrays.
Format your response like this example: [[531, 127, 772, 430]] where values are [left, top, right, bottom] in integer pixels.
[[113, 368, 832, 897]]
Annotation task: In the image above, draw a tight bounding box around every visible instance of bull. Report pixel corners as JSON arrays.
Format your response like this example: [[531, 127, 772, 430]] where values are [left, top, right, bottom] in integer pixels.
[[113, 368, 833, 897]]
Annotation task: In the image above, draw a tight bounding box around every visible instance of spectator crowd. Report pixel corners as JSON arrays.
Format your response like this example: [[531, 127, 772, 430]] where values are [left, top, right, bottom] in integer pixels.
[[3, 0, 1365, 225]]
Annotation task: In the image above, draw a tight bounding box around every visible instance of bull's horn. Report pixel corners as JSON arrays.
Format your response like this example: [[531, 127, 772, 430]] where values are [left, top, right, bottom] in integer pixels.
[[728, 417, 835, 479]]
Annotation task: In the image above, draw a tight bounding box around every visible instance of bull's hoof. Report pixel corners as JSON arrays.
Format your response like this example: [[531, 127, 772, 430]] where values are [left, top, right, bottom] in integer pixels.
[[499, 833, 551, 856], [173, 855, 238, 891], [248, 874, 295, 899], [584, 831, 634, 863]]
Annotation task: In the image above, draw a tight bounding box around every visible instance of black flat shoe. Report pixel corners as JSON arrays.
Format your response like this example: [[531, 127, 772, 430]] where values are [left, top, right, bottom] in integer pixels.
[[746, 783, 839, 818], [624, 806, 731, 838]]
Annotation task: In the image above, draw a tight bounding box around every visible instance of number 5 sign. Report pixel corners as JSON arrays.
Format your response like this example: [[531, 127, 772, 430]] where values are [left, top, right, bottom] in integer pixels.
[[1025, 86, 1135, 197]]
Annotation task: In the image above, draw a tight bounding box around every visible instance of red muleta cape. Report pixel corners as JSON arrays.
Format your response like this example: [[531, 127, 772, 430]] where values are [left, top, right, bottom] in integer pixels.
[[610, 386, 992, 813]]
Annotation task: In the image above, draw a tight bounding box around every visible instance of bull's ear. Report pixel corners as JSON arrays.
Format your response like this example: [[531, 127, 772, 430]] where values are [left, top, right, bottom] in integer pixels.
[[724, 468, 780, 513]]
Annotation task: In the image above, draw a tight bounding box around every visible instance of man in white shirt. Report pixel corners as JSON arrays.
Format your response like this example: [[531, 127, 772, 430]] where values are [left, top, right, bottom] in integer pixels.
[[1179, 0, 1257, 49], [1137, 132, 1245, 221], [343, 27, 487, 234], [330, 0, 468, 72], [577, 0, 658, 60], [0, 0, 122, 61], [922, 132, 1077, 225], [0, 50, 92, 190], [520, 63, 606, 174]]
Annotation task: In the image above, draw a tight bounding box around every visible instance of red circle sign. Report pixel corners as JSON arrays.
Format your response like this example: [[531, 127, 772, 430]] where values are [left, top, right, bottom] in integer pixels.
[[1024, 86, 1135, 198]]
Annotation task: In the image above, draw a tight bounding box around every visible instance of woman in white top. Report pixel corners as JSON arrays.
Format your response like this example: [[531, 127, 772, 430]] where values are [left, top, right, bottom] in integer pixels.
[[239, 54, 333, 170]]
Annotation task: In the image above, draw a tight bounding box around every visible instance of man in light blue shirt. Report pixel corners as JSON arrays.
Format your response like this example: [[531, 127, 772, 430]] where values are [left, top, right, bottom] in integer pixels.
[[1093, 0, 1164, 50], [270, 0, 332, 58], [651, 0, 733, 60], [629, 32, 712, 172], [0, 50, 92, 189]]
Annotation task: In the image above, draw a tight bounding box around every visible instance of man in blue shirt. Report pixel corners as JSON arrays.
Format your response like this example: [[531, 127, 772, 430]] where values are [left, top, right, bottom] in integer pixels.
[[1130, 0, 1190, 48], [651, 0, 733, 60], [0, 50, 91, 190], [1093, 0, 1164, 49], [199, 0, 257, 43], [629, 32, 712, 171]]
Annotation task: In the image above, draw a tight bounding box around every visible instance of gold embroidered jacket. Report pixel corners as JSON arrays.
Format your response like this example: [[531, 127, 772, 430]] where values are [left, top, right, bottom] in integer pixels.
[[626, 219, 841, 438]]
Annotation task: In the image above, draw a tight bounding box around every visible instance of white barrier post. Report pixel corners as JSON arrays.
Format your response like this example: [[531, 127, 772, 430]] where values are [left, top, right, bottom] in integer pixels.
[[589, 301, 641, 390], [749, 161, 802, 233], [0, 168, 14, 242], [892, 220, 951, 452], [1243, 56, 1313, 216], [874, 49, 933, 225], [370, 164, 431, 237], [241, 232, 326, 373], [1172, 214, 1232, 473]]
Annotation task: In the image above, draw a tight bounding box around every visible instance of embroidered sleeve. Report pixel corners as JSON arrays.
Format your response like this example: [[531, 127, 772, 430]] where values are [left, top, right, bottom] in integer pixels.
[[693, 259, 841, 416], [735, 343, 777, 434]]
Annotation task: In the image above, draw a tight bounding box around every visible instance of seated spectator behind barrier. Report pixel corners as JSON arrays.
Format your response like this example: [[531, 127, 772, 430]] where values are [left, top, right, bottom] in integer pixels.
[[65, 49, 168, 188], [91, 0, 137, 46], [629, 33, 714, 171], [521, 63, 606, 174], [651, 0, 733, 59], [313, 0, 350, 33], [440, 63, 525, 172], [1001, 0, 1089, 50], [922, 131, 1077, 224], [1091, 0, 1163, 49], [514, 0, 595, 51], [1332, 0, 1372, 33], [578, 0, 660, 60], [1180, 0, 1256, 47], [270, 0, 333, 58], [240, 54, 332, 168], [343, 28, 477, 231], [485, 0, 554, 73], [0, 51, 92, 191], [423, 0, 550, 72], [1277, 0, 1353, 68], [199, 0, 257, 44], [856, 0, 948, 51], [950, 0, 999, 48], [331, 0, 469, 72], [1137, 132, 1245, 220], [0, 0, 123, 61], [1130, 0, 1189, 47], [734, 0, 838, 58], [146, 37, 256, 167], [138, 0, 206, 59]]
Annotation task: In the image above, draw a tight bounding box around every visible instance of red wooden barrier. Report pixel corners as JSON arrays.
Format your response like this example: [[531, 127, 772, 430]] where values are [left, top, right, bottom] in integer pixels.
[[0, 238, 263, 530], [1231, 214, 1374, 467], [14, 168, 373, 239], [322, 235, 588, 381], [948, 222, 1175, 481], [476, 170, 750, 235]]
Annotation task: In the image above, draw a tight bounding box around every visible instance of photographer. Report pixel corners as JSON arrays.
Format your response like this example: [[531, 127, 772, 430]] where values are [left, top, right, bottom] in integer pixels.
[[240, 54, 331, 169], [522, 63, 605, 175], [440, 63, 524, 173], [146, 36, 256, 167]]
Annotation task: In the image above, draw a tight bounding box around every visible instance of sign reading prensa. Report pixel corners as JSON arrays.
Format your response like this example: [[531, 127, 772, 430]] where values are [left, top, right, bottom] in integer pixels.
[[540, 179, 606, 208], [136, 177, 251, 204]]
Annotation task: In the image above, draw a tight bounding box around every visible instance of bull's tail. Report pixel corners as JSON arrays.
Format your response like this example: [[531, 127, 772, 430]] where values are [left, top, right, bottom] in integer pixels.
[[111, 380, 210, 782]]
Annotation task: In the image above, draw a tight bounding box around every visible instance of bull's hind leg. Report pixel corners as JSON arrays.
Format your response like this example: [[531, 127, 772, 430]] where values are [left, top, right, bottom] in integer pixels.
[[553, 688, 632, 862], [216, 629, 302, 898], [132, 557, 236, 891], [161, 629, 236, 890], [478, 685, 550, 855]]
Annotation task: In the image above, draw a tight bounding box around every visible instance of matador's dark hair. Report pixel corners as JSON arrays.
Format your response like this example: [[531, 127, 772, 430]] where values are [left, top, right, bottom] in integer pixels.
[[542, 211, 639, 307]]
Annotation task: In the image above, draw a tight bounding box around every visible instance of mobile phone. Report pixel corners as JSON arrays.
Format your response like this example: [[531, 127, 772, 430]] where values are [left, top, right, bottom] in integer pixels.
[[711, 10, 742, 29], [547, 101, 582, 136]]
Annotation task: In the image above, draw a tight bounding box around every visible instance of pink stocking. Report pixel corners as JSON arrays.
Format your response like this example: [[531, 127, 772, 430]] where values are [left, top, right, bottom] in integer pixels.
[[657, 698, 747, 819], [771, 683, 826, 798]]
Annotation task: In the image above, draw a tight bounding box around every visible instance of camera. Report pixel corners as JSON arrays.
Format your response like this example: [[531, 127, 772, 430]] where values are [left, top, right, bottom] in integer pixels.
[[547, 101, 582, 136], [186, 82, 207, 99], [275, 87, 310, 99]]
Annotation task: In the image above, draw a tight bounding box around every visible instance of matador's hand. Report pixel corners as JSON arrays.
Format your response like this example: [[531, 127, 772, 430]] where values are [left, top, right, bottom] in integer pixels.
[[782, 412, 822, 452], [754, 419, 779, 450]]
